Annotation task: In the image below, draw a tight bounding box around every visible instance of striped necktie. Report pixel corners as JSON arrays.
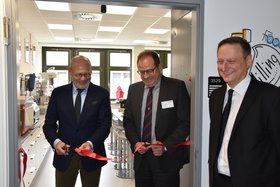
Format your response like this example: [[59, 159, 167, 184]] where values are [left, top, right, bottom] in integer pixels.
[[142, 87, 154, 142]]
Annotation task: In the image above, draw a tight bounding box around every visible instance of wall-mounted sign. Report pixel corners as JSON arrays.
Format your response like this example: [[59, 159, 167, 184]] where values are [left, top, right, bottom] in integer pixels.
[[208, 76, 224, 97]]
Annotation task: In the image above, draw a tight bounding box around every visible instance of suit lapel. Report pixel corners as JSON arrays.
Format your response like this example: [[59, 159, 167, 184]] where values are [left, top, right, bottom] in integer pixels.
[[213, 86, 227, 133], [156, 76, 166, 126], [64, 84, 77, 126], [230, 78, 258, 139], [79, 83, 94, 125], [135, 84, 144, 132]]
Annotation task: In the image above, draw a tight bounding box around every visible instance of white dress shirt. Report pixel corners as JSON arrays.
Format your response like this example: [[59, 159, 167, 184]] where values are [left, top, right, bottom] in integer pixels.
[[218, 74, 251, 176]]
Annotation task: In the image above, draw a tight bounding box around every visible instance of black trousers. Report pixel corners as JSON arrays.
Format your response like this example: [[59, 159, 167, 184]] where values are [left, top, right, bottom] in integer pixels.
[[135, 151, 180, 187], [55, 153, 101, 187]]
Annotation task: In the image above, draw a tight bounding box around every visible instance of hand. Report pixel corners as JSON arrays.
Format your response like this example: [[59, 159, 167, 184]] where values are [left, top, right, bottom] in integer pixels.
[[77, 142, 92, 156], [150, 141, 165, 157], [135, 142, 150, 155], [55, 141, 70, 156]]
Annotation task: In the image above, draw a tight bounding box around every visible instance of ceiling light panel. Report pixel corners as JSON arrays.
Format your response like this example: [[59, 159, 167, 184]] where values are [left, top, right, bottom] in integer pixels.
[[106, 5, 137, 15], [99, 26, 123, 32], [55, 37, 74, 41], [144, 28, 169, 34], [35, 1, 70, 11], [48, 24, 73, 30]]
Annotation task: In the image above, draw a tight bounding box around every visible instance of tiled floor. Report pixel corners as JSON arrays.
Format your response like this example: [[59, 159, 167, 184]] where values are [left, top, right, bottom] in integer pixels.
[[30, 138, 135, 187]]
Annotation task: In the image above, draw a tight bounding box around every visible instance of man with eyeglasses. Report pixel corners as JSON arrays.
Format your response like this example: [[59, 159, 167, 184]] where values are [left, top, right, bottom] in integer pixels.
[[43, 55, 112, 187], [123, 50, 190, 187]]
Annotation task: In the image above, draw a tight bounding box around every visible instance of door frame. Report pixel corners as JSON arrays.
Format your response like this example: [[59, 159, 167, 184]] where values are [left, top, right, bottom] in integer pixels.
[[7, 0, 205, 186]]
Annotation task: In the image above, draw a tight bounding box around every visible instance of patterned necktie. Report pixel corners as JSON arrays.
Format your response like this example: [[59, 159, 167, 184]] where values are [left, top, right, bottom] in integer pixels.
[[142, 87, 154, 142], [219, 89, 234, 145], [75, 88, 84, 122]]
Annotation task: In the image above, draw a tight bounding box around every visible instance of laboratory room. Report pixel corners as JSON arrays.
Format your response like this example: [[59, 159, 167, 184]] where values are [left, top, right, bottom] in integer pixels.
[[14, 0, 195, 187]]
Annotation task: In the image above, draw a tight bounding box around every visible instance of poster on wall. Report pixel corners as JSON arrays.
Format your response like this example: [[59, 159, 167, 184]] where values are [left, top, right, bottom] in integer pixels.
[[249, 30, 280, 87], [208, 28, 280, 97], [232, 28, 280, 87]]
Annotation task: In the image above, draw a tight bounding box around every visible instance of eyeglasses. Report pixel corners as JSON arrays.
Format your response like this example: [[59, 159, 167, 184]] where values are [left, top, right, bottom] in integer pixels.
[[73, 73, 92, 79], [137, 67, 157, 76]]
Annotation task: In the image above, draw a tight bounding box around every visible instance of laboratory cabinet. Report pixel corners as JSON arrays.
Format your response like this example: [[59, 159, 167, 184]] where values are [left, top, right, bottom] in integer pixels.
[[19, 116, 50, 187]]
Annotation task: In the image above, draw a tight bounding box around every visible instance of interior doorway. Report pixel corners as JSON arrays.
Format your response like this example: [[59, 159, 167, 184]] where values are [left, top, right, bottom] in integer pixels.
[[14, 1, 204, 187]]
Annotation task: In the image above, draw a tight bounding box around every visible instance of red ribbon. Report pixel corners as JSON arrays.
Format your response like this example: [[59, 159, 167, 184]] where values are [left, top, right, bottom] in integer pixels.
[[19, 147, 27, 186], [75, 140, 191, 161]]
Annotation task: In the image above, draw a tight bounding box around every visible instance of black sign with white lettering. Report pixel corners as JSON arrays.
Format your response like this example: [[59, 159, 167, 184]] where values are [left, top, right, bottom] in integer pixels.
[[208, 76, 225, 97]]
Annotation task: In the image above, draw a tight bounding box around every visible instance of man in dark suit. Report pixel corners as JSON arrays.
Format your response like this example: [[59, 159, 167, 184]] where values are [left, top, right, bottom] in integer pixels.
[[209, 36, 280, 187], [43, 55, 112, 187], [123, 50, 190, 187]]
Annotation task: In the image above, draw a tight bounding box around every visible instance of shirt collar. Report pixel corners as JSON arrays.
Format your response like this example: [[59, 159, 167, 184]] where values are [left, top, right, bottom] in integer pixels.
[[227, 74, 251, 96], [144, 76, 161, 90], [72, 83, 89, 94]]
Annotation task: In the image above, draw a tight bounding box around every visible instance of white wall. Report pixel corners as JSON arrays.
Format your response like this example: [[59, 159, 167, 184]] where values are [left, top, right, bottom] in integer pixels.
[[202, 0, 280, 186]]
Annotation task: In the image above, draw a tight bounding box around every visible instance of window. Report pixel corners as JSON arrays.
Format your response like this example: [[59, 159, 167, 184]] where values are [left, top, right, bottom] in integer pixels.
[[109, 51, 131, 99], [46, 51, 69, 66], [78, 51, 100, 66], [110, 52, 131, 67], [52, 70, 68, 88], [110, 71, 130, 99], [42, 47, 132, 99], [91, 70, 100, 86]]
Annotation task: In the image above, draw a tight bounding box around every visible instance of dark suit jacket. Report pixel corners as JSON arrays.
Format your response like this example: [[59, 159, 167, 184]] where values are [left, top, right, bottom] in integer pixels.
[[123, 75, 190, 171], [43, 82, 112, 172], [209, 76, 280, 187]]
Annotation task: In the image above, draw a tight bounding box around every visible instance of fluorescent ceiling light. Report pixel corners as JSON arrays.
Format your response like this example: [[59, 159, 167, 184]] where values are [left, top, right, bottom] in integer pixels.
[[144, 28, 169, 34], [106, 5, 137, 15], [99, 26, 123, 32], [35, 1, 70, 11], [133, 40, 152, 44], [93, 38, 115, 43], [55, 37, 74, 41], [48, 24, 73, 30]]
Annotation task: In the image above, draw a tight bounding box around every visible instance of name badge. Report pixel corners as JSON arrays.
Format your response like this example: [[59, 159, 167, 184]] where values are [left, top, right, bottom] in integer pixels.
[[161, 100, 174, 109]]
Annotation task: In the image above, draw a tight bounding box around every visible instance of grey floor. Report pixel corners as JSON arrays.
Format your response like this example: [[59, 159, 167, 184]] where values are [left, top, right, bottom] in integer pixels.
[[30, 138, 135, 187]]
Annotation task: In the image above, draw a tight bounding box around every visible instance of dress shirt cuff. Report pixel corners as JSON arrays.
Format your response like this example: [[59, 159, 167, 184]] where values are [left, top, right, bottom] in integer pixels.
[[87, 140, 94, 151], [53, 138, 61, 150]]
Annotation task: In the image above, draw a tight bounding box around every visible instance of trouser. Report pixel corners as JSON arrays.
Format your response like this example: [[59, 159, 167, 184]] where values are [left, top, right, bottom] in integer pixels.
[[56, 153, 101, 187], [135, 151, 180, 187]]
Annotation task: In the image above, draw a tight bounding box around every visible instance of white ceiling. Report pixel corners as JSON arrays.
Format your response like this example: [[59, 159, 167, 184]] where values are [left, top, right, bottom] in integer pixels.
[[18, 0, 172, 48]]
